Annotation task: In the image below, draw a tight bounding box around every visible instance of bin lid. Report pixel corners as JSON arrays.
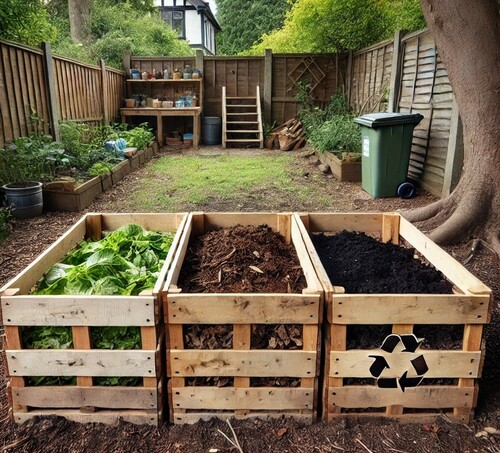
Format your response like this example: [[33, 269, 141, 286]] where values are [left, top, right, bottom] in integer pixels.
[[353, 112, 424, 128]]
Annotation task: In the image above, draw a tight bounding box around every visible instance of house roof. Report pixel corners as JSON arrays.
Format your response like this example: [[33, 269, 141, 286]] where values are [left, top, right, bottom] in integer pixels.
[[187, 0, 221, 30]]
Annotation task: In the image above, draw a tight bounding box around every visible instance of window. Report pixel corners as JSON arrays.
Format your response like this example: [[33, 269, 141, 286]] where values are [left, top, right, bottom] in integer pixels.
[[161, 10, 184, 37]]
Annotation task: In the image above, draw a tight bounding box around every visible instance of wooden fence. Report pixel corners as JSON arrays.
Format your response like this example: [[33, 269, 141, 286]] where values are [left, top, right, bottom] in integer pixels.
[[0, 39, 126, 147]]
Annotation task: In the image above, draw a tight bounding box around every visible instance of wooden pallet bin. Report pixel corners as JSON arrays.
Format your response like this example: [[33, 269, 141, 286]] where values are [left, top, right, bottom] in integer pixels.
[[0, 212, 187, 425], [294, 212, 492, 423], [164, 213, 323, 424]]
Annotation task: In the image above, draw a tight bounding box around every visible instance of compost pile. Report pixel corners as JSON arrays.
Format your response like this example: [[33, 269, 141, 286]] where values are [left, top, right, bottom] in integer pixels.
[[178, 224, 306, 387], [312, 230, 461, 351], [178, 224, 306, 293], [311, 230, 453, 294]]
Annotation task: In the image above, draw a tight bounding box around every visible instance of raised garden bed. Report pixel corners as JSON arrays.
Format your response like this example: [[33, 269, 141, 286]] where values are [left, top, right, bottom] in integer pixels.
[[163, 213, 323, 424], [43, 146, 155, 212], [0, 212, 187, 425], [316, 151, 361, 182], [294, 212, 492, 423]]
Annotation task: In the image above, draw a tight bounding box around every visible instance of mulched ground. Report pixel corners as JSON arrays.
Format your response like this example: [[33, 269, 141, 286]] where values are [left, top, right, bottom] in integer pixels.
[[0, 148, 499, 452]]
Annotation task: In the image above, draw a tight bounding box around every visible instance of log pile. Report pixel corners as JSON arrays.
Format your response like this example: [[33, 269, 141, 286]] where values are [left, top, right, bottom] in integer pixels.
[[266, 117, 306, 151]]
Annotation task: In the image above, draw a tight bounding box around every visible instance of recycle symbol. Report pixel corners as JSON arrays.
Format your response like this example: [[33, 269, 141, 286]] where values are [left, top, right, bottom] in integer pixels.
[[369, 334, 428, 392]]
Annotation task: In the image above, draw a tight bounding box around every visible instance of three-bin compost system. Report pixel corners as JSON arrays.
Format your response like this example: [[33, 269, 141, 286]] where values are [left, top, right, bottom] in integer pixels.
[[0, 212, 492, 425]]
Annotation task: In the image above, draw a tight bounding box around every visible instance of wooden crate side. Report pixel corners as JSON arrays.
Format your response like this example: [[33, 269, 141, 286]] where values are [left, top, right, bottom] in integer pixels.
[[14, 410, 158, 425], [399, 217, 492, 296], [330, 350, 481, 378], [172, 412, 313, 425], [330, 385, 475, 409], [6, 350, 156, 377], [172, 387, 313, 411], [170, 350, 316, 377], [330, 294, 490, 325], [2, 295, 155, 326], [12, 386, 157, 410], [307, 212, 384, 235], [0, 215, 87, 295], [167, 293, 320, 324], [201, 212, 281, 232]]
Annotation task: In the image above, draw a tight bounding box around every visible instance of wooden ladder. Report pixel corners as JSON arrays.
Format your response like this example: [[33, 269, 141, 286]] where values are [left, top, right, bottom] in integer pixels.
[[222, 86, 263, 149]]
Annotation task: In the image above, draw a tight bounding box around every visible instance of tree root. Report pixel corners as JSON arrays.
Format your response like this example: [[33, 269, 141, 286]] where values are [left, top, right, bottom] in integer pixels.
[[490, 231, 500, 257], [400, 198, 447, 223]]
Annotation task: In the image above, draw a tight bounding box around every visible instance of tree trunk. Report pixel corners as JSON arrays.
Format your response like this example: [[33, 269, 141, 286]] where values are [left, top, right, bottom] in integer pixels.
[[403, 0, 500, 254], [68, 0, 92, 44]]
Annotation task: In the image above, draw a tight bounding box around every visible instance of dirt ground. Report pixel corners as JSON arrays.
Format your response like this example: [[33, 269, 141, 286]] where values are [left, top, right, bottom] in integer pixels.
[[0, 147, 499, 452]]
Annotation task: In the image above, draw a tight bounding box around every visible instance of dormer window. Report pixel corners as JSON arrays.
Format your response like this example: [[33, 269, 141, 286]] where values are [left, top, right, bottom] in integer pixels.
[[162, 10, 185, 38]]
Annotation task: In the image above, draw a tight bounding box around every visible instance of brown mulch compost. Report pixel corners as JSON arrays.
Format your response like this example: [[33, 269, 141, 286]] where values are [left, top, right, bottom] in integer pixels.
[[178, 224, 306, 294]]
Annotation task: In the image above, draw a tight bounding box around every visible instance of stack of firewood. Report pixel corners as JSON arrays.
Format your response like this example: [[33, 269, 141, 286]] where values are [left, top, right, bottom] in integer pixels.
[[266, 117, 306, 151]]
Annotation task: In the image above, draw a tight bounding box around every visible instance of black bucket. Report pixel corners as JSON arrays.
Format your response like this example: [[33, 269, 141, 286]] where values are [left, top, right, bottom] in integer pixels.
[[203, 116, 222, 145], [2, 181, 43, 219]]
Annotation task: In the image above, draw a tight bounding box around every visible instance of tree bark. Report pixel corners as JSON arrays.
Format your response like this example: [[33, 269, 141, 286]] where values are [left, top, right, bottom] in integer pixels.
[[403, 0, 500, 254], [68, 0, 92, 44]]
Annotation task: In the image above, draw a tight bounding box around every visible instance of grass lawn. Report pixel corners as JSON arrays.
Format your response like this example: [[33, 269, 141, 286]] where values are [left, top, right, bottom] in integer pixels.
[[120, 153, 333, 211]]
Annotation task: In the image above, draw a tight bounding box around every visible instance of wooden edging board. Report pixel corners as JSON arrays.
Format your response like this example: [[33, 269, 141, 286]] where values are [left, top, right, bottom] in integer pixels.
[[292, 212, 492, 424], [163, 212, 323, 424], [0, 212, 187, 426]]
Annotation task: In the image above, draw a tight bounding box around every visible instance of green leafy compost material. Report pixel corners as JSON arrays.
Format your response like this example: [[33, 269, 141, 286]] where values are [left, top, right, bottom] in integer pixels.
[[27, 224, 174, 386]]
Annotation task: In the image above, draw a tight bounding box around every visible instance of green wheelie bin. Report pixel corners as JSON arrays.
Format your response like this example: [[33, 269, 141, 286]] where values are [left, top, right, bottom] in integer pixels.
[[353, 112, 423, 198]]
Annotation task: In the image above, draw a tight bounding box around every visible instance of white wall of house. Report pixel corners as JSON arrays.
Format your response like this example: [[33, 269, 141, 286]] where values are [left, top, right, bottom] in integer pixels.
[[155, 0, 219, 55]]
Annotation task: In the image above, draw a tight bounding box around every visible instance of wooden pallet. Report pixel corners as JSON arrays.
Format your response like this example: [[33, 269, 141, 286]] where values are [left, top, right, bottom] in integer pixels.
[[164, 213, 323, 424], [0, 212, 187, 425], [294, 212, 492, 423]]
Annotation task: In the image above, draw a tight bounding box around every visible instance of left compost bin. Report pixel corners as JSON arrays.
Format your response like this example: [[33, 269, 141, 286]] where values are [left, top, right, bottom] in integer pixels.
[[0, 212, 187, 425]]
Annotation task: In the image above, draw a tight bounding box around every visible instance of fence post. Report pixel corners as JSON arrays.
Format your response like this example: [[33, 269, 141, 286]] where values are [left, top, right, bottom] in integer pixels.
[[195, 49, 204, 73], [123, 51, 131, 75], [387, 30, 406, 113], [441, 96, 464, 198], [100, 59, 109, 125], [346, 51, 353, 103], [42, 42, 60, 141], [264, 49, 273, 124]]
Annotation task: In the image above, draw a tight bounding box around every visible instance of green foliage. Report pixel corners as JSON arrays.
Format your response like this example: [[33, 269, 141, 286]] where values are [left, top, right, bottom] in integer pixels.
[[88, 162, 114, 176], [49, 0, 194, 69], [248, 0, 426, 55], [35, 224, 175, 296], [0, 135, 67, 186], [300, 93, 361, 156], [0, 0, 57, 46], [118, 123, 155, 150], [216, 0, 293, 55], [0, 207, 13, 243]]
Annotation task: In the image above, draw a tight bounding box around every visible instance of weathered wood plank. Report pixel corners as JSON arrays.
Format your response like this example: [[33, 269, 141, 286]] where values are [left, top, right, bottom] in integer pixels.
[[172, 412, 313, 424], [167, 294, 319, 324], [170, 350, 316, 377], [2, 296, 155, 326], [13, 386, 157, 409], [6, 350, 156, 377], [330, 350, 481, 378], [14, 410, 157, 425], [173, 387, 313, 410]]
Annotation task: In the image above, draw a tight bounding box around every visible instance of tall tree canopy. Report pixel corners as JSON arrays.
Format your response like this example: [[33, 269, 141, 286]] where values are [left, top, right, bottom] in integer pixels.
[[403, 0, 500, 255], [216, 0, 293, 55], [247, 0, 425, 54], [0, 0, 57, 46]]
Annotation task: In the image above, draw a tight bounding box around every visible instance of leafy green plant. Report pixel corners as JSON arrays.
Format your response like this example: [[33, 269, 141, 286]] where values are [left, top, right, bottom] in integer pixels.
[[118, 123, 155, 150], [299, 93, 361, 157], [26, 224, 175, 386], [0, 206, 13, 243], [88, 162, 114, 176]]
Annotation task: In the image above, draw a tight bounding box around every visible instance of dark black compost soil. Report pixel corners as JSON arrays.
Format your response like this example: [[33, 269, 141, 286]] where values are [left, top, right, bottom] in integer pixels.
[[311, 230, 453, 294], [311, 231, 461, 351]]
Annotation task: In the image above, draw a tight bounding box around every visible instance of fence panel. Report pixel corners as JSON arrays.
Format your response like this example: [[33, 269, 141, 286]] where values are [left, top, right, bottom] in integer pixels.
[[0, 41, 50, 146], [350, 39, 393, 114], [106, 68, 126, 123], [397, 30, 454, 196]]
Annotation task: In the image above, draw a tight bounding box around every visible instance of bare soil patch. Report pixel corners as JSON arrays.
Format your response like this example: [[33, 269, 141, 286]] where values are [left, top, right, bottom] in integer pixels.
[[0, 146, 499, 452]]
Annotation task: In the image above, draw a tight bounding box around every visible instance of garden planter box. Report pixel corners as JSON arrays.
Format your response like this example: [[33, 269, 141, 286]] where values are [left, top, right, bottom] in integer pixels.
[[316, 151, 361, 182], [294, 212, 492, 423], [0, 212, 188, 425], [163, 212, 323, 424], [129, 153, 141, 172], [111, 159, 131, 185], [100, 173, 112, 191], [43, 177, 102, 212], [144, 147, 154, 162]]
